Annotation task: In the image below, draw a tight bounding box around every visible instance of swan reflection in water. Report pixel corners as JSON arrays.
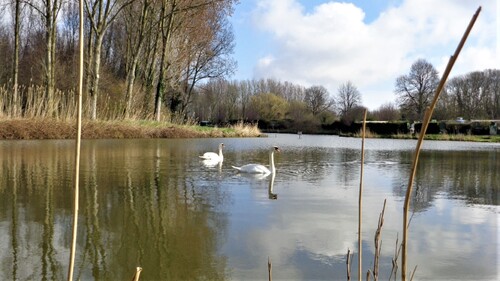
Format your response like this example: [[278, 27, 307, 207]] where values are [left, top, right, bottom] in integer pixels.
[[234, 171, 278, 200], [201, 159, 223, 171], [268, 173, 277, 200]]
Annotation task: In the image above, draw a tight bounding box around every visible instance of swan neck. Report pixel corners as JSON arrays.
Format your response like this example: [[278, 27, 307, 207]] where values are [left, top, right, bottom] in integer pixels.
[[269, 151, 275, 173]]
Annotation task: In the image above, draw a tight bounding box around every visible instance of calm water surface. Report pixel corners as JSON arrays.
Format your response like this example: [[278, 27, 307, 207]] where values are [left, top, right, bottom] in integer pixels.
[[0, 134, 498, 280]]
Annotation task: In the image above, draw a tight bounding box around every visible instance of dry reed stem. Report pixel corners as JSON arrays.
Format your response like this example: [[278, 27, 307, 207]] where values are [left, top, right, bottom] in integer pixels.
[[268, 257, 272, 281], [346, 248, 353, 281], [67, 1, 84, 280], [401, 7, 481, 281], [131, 267, 143, 281], [372, 199, 387, 281], [358, 109, 367, 281], [389, 234, 402, 281], [409, 265, 417, 281]]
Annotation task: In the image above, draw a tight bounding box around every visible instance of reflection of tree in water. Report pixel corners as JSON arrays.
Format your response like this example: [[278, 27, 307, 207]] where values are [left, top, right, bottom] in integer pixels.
[[82, 142, 230, 280], [437, 151, 498, 205], [0, 144, 66, 280], [0, 141, 230, 281], [391, 150, 499, 212]]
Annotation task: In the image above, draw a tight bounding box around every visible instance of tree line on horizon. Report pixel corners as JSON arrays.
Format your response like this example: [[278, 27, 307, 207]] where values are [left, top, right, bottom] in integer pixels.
[[193, 64, 499, 133], [0, 0, 498, 128]]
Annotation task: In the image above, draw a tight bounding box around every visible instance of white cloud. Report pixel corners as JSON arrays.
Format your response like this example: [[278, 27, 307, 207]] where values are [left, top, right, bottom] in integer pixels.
[[248, 0, 498, 110], [257, 55, 276, 69]]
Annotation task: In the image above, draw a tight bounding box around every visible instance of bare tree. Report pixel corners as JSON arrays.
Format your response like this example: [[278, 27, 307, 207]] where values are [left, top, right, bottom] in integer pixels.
[[447, 71, 489, 119], [304, 85, 333, 116], [170, 0, 236, 118], [395, 59, 439, 121], [24, 0, 63, 114], [483, 69, 500, 119], [370, 102, 400, 121], [154, 0, 176, 121], [84, 0, 134, 119], [336, 81, 362, 119], [122, 0, 154, 118]]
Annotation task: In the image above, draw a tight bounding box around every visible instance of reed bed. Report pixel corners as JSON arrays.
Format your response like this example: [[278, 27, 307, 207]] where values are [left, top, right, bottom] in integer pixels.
[[0, 118, 261, 139], [0, 84, 170, 122], [0, 84, 263, 139], [231, 121, 261, 137]]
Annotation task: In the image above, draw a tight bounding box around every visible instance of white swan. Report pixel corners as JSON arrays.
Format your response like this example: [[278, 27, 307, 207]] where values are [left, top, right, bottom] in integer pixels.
[[199, 143, 224, 162], [232, 146, 280, 174]]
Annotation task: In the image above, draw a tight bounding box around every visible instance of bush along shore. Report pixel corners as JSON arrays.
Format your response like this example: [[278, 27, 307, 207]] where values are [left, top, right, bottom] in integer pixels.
[[334, 120, 500, 143], [0, 118, 264, 140], [259, 119, 500, 143]]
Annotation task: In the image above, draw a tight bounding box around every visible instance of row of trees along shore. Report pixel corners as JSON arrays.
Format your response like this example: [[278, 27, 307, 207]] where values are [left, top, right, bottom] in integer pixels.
[[0, 0, 237, 121], [0, 0, 498, 132]]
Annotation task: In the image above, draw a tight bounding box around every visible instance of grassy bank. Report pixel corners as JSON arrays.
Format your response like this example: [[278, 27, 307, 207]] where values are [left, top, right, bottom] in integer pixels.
[[0, 118, 264, 140], [345, 130, 500, 143], [390, 133, 500, 142]]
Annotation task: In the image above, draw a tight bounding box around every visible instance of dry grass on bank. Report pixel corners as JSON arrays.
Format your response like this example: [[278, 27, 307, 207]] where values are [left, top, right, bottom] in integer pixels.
[[346, 129, 499, 143], [231, 121, 261, 137], [0, 118, 263, 140]]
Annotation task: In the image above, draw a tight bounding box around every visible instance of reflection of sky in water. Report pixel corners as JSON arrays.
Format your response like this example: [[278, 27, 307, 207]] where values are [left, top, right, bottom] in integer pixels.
[[213, 134, 499, 280]]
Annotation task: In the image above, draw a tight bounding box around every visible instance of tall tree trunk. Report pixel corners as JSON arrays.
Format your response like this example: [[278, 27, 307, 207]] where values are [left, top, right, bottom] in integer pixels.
[[154, 0, 175, 122], [124, 60, 138, 119], [44, 0, 59, 117], [124, 0, 150, 119], [12, 0, 21, 117], [44, 3, 54, 115], [85, 0, 134, 120], [155, 43, 167, 122], [143, 29, 159, 115], [85, 27, 95, 100], [90, 35, 104, 120]]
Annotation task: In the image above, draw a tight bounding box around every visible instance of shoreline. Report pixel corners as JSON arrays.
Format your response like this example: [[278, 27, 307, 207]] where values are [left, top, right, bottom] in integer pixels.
[[1, 118, 498, 142], [0, 118, 264, 140], [262, 130, 500, 143]]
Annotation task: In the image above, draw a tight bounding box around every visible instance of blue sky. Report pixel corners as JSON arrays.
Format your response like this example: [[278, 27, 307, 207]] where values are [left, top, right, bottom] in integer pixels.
[[229, 0, 499, 110]]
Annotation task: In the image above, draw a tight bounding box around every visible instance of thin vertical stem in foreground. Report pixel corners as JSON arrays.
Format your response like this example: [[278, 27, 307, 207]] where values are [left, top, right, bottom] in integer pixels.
[[132, 267, 143, 281], [358, 109, 367, 281], [346, 248, 353, 281], [67, 0, 84, 280], [268, 257, 272, 281], [372, 199, 387, 281], [401, 6, 481, 281]]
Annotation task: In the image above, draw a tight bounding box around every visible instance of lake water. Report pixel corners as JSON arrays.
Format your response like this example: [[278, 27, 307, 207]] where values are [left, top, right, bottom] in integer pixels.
[[0, 134, 498, 280]]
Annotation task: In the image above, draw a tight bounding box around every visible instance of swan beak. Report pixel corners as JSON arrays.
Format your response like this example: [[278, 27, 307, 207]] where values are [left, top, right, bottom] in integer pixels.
[[274, 146, 280, 152]]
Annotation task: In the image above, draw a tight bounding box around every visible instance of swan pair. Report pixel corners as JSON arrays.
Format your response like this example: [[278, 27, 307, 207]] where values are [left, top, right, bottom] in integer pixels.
[[199, 144, 280, 175]]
